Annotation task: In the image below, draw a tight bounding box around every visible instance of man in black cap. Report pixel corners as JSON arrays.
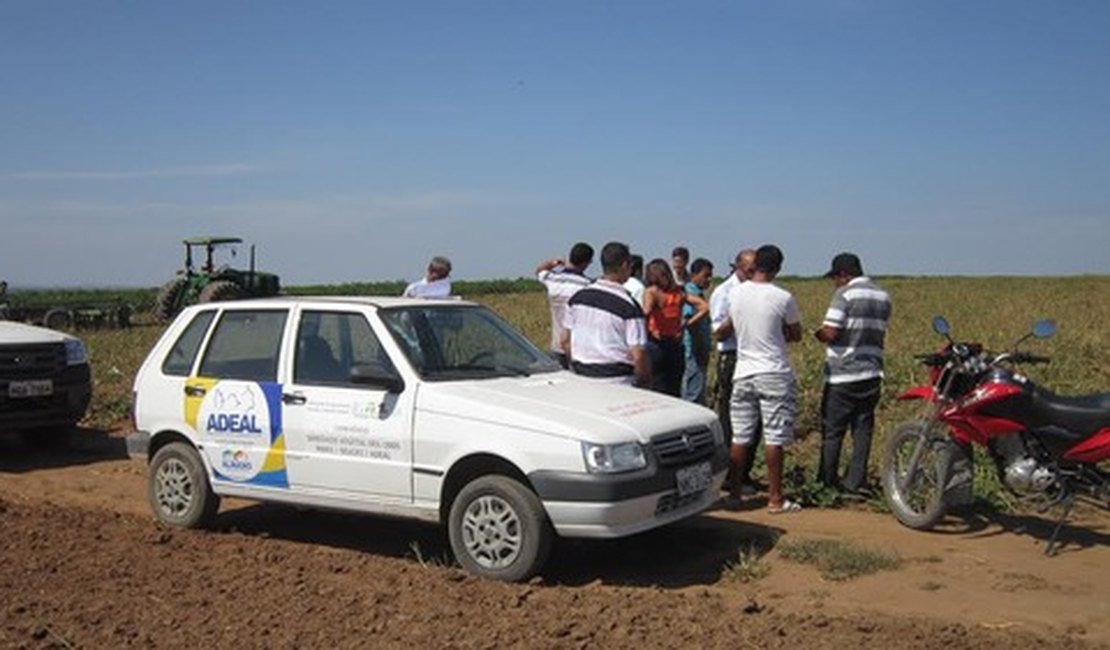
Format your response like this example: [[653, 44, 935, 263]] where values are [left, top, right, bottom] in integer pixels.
[[813, 253, 892, 496]]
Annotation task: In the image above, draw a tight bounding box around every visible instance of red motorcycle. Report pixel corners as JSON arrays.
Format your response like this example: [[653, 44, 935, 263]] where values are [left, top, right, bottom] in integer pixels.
[[881, 316, 1109, 554]]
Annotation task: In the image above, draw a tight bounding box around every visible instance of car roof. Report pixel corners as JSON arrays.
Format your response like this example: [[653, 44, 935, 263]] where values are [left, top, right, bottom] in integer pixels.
[[184, 295, 476, 311]]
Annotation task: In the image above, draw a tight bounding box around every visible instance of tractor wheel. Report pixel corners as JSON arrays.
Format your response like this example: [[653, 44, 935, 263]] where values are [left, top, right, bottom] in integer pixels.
[[153, 278, 188, 322], [198, 280, 245, 304], [43, 308, 74, 331]]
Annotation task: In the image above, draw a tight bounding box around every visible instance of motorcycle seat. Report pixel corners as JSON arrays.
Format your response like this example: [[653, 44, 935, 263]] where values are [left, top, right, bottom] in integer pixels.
[[1030, 387, 1110, 438]]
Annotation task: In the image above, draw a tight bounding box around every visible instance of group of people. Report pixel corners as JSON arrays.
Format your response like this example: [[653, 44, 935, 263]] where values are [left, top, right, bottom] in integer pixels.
[[537, 242, 891, 514], [400, 243, 892, 514]]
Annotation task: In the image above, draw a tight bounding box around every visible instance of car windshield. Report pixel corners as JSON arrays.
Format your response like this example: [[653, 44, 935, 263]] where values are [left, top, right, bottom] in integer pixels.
[[379, 305, 562, 381]]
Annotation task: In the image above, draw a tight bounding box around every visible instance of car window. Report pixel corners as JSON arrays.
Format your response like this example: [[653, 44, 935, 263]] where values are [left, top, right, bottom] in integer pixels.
[[198, 310, 288, 382], [295, 310, 395, 386], [380, 306, 560, 380], [162, 310, 216, 376]]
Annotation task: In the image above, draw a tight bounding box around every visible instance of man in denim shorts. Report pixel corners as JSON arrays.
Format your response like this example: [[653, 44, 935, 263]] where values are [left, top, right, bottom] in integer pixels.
[[726, 245, 803, 513]]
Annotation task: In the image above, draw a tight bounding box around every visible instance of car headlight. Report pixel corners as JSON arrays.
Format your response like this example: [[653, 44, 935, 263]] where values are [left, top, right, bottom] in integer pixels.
[[581, 441, 647, 474], [64, 339, 88, 366]]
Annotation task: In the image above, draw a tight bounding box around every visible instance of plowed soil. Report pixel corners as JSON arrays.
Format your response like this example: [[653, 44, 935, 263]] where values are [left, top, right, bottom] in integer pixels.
[[1, 428, 1107, 649]]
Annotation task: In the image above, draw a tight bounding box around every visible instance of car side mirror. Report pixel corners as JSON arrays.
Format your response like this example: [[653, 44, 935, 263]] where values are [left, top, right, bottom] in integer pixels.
[[932, 316, 950, 336], [1032, 319, 1056, 339], [349, 365, 405, 393]]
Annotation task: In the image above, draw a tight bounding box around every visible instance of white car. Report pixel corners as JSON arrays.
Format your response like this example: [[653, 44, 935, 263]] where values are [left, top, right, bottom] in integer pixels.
[[128, 297, 726, 581]]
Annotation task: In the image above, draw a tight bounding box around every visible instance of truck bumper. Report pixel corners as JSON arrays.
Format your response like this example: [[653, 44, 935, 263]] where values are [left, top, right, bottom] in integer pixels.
[[0, 365, 91, 431]]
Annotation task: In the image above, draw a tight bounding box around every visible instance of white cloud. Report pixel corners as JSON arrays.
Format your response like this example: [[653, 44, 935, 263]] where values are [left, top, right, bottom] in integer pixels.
[[1, 163, 270, 181]]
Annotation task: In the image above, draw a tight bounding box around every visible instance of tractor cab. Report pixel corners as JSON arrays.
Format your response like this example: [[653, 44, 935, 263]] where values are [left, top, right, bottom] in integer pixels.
[[183, 236, 244, 275]]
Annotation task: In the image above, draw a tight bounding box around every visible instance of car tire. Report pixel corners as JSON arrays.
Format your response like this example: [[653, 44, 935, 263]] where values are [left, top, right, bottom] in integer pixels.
[[448, 475, 552, 582], [148, 441, 220, 529]]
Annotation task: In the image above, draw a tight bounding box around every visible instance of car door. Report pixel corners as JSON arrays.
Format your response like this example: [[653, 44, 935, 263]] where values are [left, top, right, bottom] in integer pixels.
[[189, 308, 291, 489], [280, 307, 413, 500]]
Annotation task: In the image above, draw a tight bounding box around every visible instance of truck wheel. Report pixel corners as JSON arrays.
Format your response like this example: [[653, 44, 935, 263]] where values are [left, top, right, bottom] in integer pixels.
[[198, 280, 245, 304], [448, 475, 552, 582], [153, 278, 188, 322], [43, 308, 73, 331], [148, 442, 220, 529]]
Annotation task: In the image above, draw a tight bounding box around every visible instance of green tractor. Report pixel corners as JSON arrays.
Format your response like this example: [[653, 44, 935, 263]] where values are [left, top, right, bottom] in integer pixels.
[[153, 236, 281, 322]]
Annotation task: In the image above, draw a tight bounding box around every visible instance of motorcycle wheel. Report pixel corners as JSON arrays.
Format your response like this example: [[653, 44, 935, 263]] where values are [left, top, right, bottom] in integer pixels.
[[881, 420, 952, 530]]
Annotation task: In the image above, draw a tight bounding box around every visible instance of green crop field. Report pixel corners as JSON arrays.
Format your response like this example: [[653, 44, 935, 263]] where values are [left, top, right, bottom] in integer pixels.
[[72, 275, 1108, 509]]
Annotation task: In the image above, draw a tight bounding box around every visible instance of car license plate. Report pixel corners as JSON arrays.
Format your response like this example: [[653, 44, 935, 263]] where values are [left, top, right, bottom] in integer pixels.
[[676, 461, 712, 497], [8, 379, 53, 398]]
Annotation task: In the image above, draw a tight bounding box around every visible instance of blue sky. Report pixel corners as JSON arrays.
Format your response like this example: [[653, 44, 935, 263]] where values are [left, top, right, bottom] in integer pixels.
[[1, 1, 1107, 286]]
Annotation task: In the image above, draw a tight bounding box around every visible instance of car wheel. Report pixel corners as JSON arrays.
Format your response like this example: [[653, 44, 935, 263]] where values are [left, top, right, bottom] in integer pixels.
[[148, 441, 220, 528], [448, 475, 552, 582]]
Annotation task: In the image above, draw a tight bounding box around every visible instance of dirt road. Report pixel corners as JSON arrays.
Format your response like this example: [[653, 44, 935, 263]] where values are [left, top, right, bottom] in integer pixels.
[[1, 428, 1106, 649]]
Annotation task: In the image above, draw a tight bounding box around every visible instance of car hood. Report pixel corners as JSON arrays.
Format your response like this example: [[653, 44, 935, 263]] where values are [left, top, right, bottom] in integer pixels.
[[416, 372, 718, 444], [0, 321, 75, 345]]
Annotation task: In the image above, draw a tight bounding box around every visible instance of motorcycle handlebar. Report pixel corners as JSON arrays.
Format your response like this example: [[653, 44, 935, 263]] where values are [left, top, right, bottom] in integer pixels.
[[1010, 353, 1051, 365]]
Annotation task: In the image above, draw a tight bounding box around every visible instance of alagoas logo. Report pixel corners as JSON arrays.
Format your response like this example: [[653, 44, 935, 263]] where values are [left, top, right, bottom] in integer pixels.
[[221, 449, 252, 472]]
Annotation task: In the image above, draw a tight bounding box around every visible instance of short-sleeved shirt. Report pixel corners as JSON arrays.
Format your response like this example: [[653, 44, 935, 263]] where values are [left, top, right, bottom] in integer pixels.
[[727, 281, 801, 380], [538, 268, 591, 352], [821, 276, 892, 384], [564, 279, 646, 378], [402, 277, 451, 298], [683, 281, 710, 355], [623, 276, 645, 307], [709, 273, 741, 352]]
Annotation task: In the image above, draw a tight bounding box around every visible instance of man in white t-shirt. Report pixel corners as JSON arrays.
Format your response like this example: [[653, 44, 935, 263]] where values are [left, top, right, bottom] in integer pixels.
[[536, 242, 594, 368], [710, 249, 763, 493], [622, 254, 645, 307], [727, 244, 802, 513], [402, 256, 452, 298]]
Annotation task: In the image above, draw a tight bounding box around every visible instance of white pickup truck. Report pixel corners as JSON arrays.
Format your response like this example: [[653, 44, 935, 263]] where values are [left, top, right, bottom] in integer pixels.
[[0, 320, 92, 445], [128, 297, 727, 581]]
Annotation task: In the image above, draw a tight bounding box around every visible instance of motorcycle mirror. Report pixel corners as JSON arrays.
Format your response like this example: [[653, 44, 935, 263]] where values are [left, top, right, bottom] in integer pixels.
[[1032, 319, 1056, 339], [932, 316, 950, 336]]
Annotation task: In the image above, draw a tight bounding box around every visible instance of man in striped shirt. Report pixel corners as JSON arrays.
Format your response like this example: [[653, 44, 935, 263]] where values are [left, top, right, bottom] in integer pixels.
[[563, 242, 650, 387], [537, 242, 594, 368], [814, 253, 892, 495]]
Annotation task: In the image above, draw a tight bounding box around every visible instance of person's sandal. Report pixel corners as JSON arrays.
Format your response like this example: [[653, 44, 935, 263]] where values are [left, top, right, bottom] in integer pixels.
[[767, 499, 802, 514]]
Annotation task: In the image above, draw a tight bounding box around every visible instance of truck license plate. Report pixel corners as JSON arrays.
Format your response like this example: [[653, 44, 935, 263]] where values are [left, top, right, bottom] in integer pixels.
[[8, 379, 53, 398], [676, 461, 712, 497]]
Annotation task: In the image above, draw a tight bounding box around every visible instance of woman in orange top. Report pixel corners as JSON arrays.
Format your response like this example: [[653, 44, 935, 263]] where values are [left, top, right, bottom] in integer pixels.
[[642, 258, 708, 397]]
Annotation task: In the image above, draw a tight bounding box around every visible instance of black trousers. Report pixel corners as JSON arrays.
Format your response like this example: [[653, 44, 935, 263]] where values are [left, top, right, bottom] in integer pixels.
[[648, 336, 685, 397], [818, 377, 882, 492], [714, 351, 761, 483]]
